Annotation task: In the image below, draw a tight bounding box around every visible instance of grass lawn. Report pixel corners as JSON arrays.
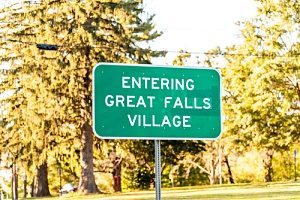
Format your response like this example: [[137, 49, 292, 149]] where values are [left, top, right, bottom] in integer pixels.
[[30, 182, 300, 200]]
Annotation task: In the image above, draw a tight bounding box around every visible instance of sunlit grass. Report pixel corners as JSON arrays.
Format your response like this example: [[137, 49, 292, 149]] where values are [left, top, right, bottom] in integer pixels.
[[29, 182, 300, 200]]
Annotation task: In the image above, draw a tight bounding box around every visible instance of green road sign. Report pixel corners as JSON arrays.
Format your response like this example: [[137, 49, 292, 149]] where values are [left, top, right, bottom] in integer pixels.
[[92, 63, 221, 140]]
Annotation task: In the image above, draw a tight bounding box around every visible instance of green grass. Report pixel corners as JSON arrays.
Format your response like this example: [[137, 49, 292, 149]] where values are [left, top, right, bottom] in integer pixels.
[[30, 182, 300, 200]]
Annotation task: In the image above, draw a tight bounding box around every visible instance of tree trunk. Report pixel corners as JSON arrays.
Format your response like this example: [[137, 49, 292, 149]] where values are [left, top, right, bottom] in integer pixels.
[[23, 175, 27, 199], [208, 147, 219, 185], [112, 156, 122, 192], [78, 122, 100, 194], [11, 163, 18, 200], [209, 157, 216, 185], [224, 155, 234, 184], [36, 162, 51, 197], [263, 149, 274, 182], [30, 177, 35, 197]]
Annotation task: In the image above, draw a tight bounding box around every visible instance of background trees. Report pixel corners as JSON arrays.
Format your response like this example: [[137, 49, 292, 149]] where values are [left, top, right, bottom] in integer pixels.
[[0, 0, 299, 196], [221, 0, 299, 182]]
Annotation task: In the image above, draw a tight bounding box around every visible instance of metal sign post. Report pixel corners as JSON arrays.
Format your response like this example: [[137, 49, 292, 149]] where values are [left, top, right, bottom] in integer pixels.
[[155, 140, 161, 200]]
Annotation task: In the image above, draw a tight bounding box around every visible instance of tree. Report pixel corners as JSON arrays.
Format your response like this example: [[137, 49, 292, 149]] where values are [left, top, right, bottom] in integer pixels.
[[0, 0, 163, 194], [127, 140, 205, 188], [172, 50, 191, 66], [221, 0, 300, 182], [203, 47, 237, 184]]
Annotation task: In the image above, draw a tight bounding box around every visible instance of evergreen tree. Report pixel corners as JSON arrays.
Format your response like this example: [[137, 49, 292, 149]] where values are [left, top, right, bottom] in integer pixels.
[[0, 0, 163, 194]]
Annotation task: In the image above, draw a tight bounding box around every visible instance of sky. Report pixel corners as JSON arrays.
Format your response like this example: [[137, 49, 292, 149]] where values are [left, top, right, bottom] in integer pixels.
[[0, 0, 257, 65], [144, 0, 258, 64]]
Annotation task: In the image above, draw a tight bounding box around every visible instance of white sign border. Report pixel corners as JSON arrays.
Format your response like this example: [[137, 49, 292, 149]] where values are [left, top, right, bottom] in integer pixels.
[[92, 62, 223, 140]]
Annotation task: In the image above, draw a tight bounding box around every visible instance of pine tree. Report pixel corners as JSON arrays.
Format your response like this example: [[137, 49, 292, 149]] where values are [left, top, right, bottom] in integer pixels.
[[0, 0, 163, 194]]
